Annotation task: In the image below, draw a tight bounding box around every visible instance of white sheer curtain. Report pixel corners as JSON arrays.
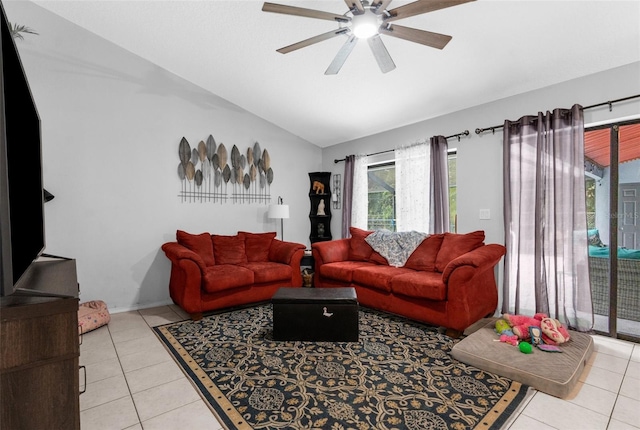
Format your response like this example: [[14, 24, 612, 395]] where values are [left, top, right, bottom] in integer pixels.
[[396, 142, 430, 233], [351, 155, 369, 230], [503, 104, 592, 332]]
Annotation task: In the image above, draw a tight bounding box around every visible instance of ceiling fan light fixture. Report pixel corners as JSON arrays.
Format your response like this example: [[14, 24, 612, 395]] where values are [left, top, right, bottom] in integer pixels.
[[351, 10, 380, 39]]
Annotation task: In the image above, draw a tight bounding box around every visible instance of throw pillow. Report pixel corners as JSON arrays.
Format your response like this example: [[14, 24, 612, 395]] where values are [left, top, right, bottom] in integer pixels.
[[434, 230, 485, 272], [239, 231, 277, 262], [587, 229, 605, 247], [404, 234, 445, 271], [176, 230, 215, 266], [212, 234, 248, 265], [349, 227, 374, 261]]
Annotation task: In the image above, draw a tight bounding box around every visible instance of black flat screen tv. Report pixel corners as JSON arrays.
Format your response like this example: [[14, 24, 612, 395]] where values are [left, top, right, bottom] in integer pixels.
[[0, 1, 46, 297]]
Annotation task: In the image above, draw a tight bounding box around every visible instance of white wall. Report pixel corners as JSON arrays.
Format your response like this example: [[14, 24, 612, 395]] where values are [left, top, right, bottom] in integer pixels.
[[322, 62, 640, 247], [5, 2, 321, 312]]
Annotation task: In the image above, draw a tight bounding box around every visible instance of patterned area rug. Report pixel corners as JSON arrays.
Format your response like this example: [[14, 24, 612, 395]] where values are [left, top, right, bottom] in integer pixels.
[[153, 305, 530, 430]]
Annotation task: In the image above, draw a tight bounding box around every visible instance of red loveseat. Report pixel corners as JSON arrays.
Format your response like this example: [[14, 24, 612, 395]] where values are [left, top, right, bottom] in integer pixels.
[[162, 230, 306, 320], [312, 228, 506, 335]]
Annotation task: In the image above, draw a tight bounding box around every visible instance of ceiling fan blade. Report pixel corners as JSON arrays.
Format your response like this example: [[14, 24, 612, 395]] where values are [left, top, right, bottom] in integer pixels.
[[371, 0, 393, 14], [368, 35, 396, 73], [344, 0, 365, 14], [262, 2, 349, 23], [277, 28, 349, 54], [325, 35, 358, 75], [385, 0, 475, 22], [380, 24, 452, 49]]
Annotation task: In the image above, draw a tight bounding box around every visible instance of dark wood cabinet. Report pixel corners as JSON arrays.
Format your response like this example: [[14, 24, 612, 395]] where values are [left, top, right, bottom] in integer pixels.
[[0, 258, 80, 430], [309, 172, 332, 244]]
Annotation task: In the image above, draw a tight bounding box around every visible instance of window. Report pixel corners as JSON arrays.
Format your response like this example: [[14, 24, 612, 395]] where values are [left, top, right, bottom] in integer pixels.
[[365, 153, 457, 232], [367, 163, 396, 231]]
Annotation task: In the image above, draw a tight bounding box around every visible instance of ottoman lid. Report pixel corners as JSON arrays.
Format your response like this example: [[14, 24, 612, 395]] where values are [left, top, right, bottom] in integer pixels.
[[272, 287, 357, 304]]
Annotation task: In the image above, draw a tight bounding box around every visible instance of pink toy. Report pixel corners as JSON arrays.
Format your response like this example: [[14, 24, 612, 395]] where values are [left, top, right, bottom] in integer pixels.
[[540, 317, 571, 344], [499, 334, 519, 346], [502, 312, 570, 345]]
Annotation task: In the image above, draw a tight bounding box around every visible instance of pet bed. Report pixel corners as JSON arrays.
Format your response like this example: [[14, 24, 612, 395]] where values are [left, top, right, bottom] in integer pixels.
[[78, 300, 111, 334], [451, 320, 593, 398]]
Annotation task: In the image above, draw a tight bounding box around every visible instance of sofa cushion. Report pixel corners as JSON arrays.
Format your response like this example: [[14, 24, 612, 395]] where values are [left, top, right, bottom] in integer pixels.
[[391, 271, 447, 301], [212, 234, 248, 265], [177, 230, 215, 266], [352, 266, 414, 293], [319, 261, 376, 283], [202, 264, 254, 293], [348, 227, 374, 261], [435, 231, 485, 272], [404, 234, 445, 271], [239, 231, 276, 262], [239, 262, 292, 283]]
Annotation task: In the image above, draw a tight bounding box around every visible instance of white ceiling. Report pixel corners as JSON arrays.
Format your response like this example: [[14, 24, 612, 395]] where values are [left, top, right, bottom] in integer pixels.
[[32, 0, 640, 147]]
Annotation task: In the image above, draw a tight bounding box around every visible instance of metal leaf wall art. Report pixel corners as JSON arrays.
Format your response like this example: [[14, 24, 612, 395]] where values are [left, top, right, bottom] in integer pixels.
[[176, 135, 274, 203]]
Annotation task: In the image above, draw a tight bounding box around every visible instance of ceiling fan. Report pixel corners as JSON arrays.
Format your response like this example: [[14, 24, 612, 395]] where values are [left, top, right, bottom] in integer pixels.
[[262, 0, 475, 75]]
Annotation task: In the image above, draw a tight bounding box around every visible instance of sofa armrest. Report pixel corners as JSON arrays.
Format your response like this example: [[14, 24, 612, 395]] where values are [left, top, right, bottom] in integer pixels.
[[312, 239, 350, 266], [161, 242, 207, 273], [268, 240, 306, 264], [269, 240, 306, 287], [442, 244, 506, 284]]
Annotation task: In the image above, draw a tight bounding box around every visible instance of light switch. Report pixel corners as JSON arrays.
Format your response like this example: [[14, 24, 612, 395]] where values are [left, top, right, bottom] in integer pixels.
[[479, 209, 491, 220]]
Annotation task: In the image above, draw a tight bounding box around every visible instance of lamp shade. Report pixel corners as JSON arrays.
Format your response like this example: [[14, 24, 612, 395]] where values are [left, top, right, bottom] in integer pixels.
[[268, 204, 289, 219]]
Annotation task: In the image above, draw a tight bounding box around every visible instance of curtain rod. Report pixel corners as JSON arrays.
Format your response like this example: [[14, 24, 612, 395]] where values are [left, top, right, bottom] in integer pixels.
[[333, 130, 469, 163], [474, 94, 640, 135]]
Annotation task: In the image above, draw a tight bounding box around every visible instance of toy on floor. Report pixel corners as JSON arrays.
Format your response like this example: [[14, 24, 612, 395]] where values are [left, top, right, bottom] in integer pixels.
[[518, 342, 533, 354], [499, 334, 519, 346], [495, 319, 514, 337], [502, 312, 571, 345]]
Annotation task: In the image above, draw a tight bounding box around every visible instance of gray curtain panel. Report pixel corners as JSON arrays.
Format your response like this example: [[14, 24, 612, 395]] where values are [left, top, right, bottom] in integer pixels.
[[430, 135, 449, 234], [342, 155, 355, 238], [502, 104, 593, 332]]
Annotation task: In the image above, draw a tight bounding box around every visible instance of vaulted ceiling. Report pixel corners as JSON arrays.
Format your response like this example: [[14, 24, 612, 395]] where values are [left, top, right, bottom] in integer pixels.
[[31, 0, 640, 148]]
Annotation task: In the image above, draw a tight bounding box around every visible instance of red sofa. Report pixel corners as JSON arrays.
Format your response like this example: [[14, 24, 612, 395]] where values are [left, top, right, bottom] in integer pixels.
[[312, 228, 506, 335], [162, 230, 306, 320]]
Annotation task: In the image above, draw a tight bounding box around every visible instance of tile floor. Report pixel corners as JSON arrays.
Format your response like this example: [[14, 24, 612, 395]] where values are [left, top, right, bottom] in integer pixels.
[[79, 305, 640, 430]]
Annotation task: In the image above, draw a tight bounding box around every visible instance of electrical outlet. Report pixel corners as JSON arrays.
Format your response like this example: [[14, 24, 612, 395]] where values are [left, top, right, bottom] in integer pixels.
[[479, 209, 491, 220]]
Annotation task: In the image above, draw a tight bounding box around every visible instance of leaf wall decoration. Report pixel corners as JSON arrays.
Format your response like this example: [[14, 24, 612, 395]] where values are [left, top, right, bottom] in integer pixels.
[[222, 165, 231, 183], [206, 135, 216, 160], [214, 168, 222, 187], [253, 142, 261, 166], [190, 148, 199, 166], [262, 149, 271, 171], [231, 145, 241, 168], [234, 166, 244, 184], [250, 164, 257, 181], [212, 153, 220, 169], [195, 170, 203, 186], [186, 162, 195, 181], [198, 140, 207, 162], [217, 143, 228, 170], [240, 154, 246, 170], [179, 137, 190, 167], [267, 168, 274, 184], [243, 173, 250, 189], [260, 172, 266, 188], [202, 159, 211, 180], [247, 148, 254, 166], [178, 163, 186, 180]]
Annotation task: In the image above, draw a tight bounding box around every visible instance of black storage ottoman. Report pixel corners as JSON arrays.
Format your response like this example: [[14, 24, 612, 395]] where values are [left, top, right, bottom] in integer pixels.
[[272, 287, 359, 342]]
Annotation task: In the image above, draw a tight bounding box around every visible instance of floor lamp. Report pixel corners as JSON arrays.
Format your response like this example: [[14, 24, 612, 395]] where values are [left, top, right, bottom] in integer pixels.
[[268, 196, 290, 241]]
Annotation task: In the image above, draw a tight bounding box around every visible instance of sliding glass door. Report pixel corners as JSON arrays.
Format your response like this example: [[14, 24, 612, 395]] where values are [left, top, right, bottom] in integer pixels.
[[585, 120, 640, 341]]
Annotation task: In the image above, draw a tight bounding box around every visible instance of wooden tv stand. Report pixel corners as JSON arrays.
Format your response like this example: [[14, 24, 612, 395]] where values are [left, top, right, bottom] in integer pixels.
[[0, 257, 80, 429]]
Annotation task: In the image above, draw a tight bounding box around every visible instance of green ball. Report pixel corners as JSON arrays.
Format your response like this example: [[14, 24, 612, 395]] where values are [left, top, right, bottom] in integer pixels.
[[519, 342, 533, 354]]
